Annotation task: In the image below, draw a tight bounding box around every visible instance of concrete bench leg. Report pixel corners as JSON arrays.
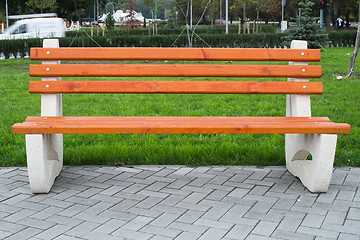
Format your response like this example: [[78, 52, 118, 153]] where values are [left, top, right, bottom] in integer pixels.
[[26, 134, 63, 193], [285, 134, 337, 192]]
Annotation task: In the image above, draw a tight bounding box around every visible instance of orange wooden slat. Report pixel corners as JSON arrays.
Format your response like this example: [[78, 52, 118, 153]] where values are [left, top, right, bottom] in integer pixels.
[[29, 64, 322, 78], [12, 117, 351, 134], [23, 116, 332, 123], [29, 81, 323, 94], [30, 48, 321, 62]]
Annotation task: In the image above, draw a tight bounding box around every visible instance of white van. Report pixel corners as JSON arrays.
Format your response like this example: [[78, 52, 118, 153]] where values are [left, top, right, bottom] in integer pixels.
[[0, 18, 65, 40]]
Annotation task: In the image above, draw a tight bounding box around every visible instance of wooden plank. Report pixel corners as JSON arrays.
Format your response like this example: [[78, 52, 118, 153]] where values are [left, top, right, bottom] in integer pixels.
[[29, 64, 322, 78], [23, 116, 332, 123], [29, 81, 323, 94], [12, 119, 351, 134], [30, 48, 321, 62]]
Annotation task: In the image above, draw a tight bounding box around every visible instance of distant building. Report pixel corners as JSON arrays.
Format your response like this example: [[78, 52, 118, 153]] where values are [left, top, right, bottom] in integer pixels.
[[99, 10, 144, 23]]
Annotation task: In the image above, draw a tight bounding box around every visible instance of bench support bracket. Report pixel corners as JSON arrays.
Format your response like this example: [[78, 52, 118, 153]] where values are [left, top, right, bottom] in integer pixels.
[[26, 134, 63, 193], [285, 134, 337, 192], [285, 40, 336, 192]]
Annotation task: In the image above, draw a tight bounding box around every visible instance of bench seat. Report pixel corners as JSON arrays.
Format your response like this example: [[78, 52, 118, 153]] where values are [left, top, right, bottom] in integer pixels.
[[13, 116, 350, 134]]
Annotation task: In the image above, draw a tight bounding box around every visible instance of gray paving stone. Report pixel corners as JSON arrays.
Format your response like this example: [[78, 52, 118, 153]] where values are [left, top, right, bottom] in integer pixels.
[[175, 201, 211, 212], [58, 204, 89, 217], [219, 214, 259, 227], [158, 194, 186, 207], [176, 209, 205, 224], [194, 218, 234, 230], [168, 221, 209, 234], [2, 193, 31, 205], [159, 187, 192, 197], [338, 233, 360, 240], [122, 216, 154, 231], [323, 211, 347, 225], [93, 219, 127, 234], [301, 214, 325, 228], [277, 217, 302, 232], [151, 204, 187, 215], [143, 182, 169, 192], [224, 224, 253, 239], [315, 191, 338, 204], [140, 225, 181, 238], [127, 206, 163, 218], [290, 205, 327, 216], [245, 234, 279, 240], [336, 190, 355, 201], [0, 220, 26, 233], [150, 235, 173, 240], [0, 230, 12, 239], [112, 228, 154, 239], [31, 206, 63, 220], [249, 200, 275, 214], [174, 232, 201, 240], [201, 206, 230, 221], [110, 198, 140, 212], [197, 228, 228, 240], [205, 189, 229, 201], [89, 193, 124, 204], [248, 186, 270, 196], [99, 186, 125, 196], [84, 201, 114, 215], [98, 209, 136, 222], [46, 214, 84, 227], [228, 188, 250, 198], [2, 208, 36, 223], [137, 190, 169, 199], [273, 198, 297, 210], [65, 196, 100, 206], [35, 224, 72, 240], [66, 221, 101, 238], [271, 229, 315, 240], [136, 197, 164, 209], [181, 185, 213, 194], [150, 213, 180, 227], [347, 207, 360, 221], [244, 211, 283, 223], [73, 212, 109, 224], [4, 227, 43, 240], [54, 235, 88, 240], [297, 226, 339, 239], [252, 220, 278, 236], [182, 192, 209, 204]]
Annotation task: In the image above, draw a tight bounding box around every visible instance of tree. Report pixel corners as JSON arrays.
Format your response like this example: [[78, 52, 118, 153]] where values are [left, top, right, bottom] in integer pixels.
[[343, 1, 360, 78], [125, 0, 142, 29], [105, 11, 115, 29], [284, 0, 329, 49], [26, 0, 58, 14]]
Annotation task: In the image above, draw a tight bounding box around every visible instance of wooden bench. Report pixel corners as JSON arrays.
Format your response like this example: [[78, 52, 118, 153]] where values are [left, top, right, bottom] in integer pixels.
[[12, 39, 351, 194]]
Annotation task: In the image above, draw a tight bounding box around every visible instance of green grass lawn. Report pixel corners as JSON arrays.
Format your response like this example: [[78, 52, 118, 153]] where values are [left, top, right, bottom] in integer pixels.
[[1, 47, 359, 167]]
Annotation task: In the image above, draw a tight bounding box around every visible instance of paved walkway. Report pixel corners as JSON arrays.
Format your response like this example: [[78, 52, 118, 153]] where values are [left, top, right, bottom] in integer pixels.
[[0, 166, 359, 240]]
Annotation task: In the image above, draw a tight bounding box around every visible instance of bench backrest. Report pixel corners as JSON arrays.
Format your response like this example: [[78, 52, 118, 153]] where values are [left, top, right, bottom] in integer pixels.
[[29, 39, 320, 118]]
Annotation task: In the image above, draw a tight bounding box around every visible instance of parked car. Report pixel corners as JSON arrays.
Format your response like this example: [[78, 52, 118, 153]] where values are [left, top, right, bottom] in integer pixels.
[[0, 18, 65, 40], [215, 19, 230, 25]]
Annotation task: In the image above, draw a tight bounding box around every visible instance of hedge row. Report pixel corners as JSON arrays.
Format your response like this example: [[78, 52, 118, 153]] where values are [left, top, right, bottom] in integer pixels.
[[66, 24, 277, 37], [0, 31, 357, 59]]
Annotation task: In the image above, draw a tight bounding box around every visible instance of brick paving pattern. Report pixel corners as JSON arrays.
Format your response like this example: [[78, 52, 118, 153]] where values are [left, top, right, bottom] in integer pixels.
[[0, 166, 359, 239]]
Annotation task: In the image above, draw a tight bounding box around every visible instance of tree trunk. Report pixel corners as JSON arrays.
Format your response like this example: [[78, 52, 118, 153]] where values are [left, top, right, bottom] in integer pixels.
[[345, 2, 360, 78], [285, 0, 290, 28], [326, 5, 331, 31], [242, 0, 246, 34]]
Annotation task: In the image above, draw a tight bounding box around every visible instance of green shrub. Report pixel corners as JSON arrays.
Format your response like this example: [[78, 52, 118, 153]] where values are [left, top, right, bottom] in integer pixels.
[[0, 31, 356, 59]]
